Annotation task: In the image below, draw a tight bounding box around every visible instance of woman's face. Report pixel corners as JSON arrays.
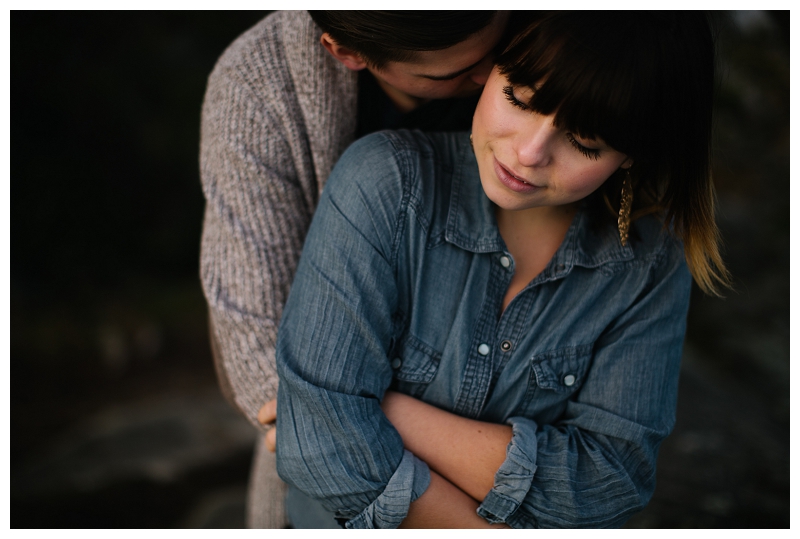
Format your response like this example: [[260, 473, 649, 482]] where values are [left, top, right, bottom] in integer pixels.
[[472, 67, 631, 213]]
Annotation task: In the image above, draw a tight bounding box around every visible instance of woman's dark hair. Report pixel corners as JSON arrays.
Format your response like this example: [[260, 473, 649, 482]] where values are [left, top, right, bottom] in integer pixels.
[[309, 11, 499, 69], [496, 11, 730, 295]]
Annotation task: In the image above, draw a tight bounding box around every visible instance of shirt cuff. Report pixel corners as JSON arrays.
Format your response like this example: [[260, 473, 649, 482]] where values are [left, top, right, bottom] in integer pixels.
[[344, 449, 431, 529], [477, 416, 539, 525]]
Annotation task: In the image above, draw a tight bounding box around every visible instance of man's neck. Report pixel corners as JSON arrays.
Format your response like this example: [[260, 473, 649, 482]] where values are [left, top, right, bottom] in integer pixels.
[[371, 74, 430, 114]]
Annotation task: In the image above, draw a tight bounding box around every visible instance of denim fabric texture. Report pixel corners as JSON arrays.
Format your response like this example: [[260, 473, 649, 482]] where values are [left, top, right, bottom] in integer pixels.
[[275, 130, 691, 528]]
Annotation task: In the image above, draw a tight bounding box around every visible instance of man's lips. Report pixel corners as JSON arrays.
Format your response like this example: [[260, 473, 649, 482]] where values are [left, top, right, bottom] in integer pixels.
[[493, 158, 538, 193]]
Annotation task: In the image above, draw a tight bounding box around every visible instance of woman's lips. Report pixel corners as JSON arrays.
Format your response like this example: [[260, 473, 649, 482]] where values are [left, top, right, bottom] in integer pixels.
[[493, 157, 538, 193]]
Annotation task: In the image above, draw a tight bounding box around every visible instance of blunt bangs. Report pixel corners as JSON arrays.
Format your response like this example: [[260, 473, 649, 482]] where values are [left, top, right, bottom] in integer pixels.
[[496, 12, 711, 170], [496, 12, 727, 295]]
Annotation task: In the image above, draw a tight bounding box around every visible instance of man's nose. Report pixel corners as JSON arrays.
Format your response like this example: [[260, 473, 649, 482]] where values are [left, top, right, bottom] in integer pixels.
[[470, 71, 490, 86], [469, 57, 494, 86]]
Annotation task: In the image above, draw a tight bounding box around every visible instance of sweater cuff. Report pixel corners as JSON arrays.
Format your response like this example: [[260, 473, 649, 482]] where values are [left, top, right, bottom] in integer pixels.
[[477, 416, 539, 525]]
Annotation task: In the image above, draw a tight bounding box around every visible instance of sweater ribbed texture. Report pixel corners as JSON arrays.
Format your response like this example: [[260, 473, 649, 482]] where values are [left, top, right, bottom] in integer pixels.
[[199, 11, 358, 528]]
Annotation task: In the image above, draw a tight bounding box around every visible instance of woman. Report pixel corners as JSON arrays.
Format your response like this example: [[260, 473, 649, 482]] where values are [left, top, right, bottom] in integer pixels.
[[270, 11, 729, 528]]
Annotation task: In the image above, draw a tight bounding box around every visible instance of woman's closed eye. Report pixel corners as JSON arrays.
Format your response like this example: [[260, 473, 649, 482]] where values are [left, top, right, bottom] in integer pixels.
[[566, 133, 601, 160], [503, 85, 530, 111]]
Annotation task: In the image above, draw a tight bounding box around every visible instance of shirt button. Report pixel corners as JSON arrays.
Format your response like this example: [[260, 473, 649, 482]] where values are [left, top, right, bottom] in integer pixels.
[[391, 358, 402, 369], [477, 343, 491, 356], [499, 256, 511, 268], [563, 374, 576, 386], [556, 263, 565, 272], [500, 340, 513, 352]]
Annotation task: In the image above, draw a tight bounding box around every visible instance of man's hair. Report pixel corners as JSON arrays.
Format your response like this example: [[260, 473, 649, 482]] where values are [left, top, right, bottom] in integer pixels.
[[309, 11, 498, 69]]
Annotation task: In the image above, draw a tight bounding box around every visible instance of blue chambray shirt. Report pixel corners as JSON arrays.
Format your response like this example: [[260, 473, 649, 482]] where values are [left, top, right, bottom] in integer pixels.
[[275, 130, 691, 528]]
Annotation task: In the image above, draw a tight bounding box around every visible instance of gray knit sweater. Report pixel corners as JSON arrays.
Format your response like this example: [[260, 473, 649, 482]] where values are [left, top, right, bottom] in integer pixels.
[[199, 11, 358, 527]]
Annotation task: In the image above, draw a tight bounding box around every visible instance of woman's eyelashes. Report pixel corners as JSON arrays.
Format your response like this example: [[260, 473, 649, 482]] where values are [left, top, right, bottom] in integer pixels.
[[566, 133, 601, 160], [503, 84, 602, 160], [503, 85, 530, 110]]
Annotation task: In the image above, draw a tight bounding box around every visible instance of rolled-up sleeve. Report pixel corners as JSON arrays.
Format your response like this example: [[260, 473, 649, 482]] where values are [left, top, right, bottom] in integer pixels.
[[477, 417, 539, 524], [275, 133, 429, 527], [345, 450, 431, 529], [480, 238, 692, 528]]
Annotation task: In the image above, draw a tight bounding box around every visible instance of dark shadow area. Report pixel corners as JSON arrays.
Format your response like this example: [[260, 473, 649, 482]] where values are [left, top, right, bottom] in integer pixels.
[[11, 11, 269, 528], [10, 10, 789, 528]]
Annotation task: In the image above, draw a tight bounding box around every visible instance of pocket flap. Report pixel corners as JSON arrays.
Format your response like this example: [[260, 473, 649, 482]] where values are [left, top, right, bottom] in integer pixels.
[[531, 344, 593, 392], [392, 335, 441, 384]]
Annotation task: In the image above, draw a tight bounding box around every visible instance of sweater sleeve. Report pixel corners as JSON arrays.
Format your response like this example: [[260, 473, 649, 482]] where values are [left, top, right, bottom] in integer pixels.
[[199, 13, 344, 426]]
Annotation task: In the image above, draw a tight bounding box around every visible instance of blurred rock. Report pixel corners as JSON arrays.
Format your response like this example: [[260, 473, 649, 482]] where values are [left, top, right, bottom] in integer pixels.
[[14, 392, 256, 497], [98, 324, 130, 374], [625, 344, 789, 528], [179, 486, 248, 528]]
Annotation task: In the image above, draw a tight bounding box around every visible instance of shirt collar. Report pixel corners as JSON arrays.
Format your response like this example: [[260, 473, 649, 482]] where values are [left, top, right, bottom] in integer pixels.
[[444, 136, 505, 253], [444, 133, 634, 273]]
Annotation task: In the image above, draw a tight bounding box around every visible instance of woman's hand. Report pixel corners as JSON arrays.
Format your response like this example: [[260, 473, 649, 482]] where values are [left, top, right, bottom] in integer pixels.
[[257, 398, 278, 452]]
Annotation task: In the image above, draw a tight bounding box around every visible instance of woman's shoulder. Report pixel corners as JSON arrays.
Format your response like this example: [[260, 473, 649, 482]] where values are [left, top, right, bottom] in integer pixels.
[[330, 130, 469, 194], [631, 214, 683, 256], [575, 206, 687, 277], [621, 215, 689, 285], [343, 130, 468, 160], [324, 131, 471, 241]]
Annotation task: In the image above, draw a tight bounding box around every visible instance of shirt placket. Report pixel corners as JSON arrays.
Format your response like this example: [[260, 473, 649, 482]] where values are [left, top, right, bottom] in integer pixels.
[[452, 251, 515, 419], [490, 275, 534, 398]]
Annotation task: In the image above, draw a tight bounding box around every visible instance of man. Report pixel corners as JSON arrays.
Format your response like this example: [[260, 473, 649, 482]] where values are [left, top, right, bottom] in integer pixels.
[[199, 10, 510, 528]]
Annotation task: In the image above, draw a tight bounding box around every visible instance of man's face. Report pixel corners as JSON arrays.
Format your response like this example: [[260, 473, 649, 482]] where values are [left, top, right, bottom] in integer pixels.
[[367, 12, 509, 109]]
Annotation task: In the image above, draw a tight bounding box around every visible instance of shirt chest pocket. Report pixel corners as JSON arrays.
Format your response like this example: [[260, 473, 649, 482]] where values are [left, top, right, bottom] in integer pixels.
[[515, 343, 594, 421], [389, 334, 441, 399]]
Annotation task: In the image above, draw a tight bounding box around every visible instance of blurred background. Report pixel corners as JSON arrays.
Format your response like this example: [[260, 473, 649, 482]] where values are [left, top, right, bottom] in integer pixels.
[[10, 11, 789, 528]]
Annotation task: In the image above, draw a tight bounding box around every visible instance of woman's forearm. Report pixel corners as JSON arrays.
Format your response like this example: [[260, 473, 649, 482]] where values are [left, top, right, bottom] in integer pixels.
[[382, 391, 512, 502], [401, 469, 508, 528]]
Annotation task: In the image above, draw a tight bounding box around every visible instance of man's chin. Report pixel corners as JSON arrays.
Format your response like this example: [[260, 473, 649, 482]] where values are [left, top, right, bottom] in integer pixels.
[[418, 86, 482, 102], [452, 85, 484, 99]]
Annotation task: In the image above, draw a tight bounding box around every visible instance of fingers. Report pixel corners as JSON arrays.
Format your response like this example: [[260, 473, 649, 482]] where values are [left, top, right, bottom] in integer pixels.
[[257, 398, 278, 425], [264, 426, 277, 453], [259, 398, 278, 453]]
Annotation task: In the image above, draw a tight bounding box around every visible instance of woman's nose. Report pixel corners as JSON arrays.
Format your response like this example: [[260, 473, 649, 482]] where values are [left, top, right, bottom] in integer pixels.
[[516, 118, 555, 168]]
